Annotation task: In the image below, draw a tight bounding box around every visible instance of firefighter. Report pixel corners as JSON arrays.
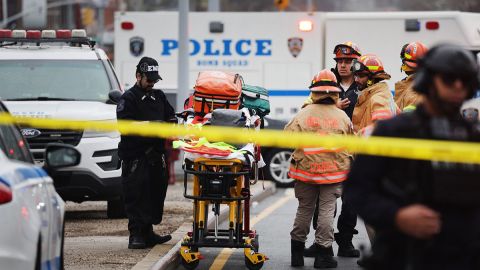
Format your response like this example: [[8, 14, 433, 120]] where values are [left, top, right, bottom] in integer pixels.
[[394, 41, 428, 111], [351, 54, 398, 134], [345, 44, 480, 269], [305, 41, 362, 259], [286, 69, 354, 268], [117, 57, 175, 249], [332, 41, 362, 118]]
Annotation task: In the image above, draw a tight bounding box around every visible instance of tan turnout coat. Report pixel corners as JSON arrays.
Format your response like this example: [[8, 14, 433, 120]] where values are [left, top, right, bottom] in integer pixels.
[[394, 75, 422, 110], [352, 82, 398, 133], [285, 93, 353, 184]]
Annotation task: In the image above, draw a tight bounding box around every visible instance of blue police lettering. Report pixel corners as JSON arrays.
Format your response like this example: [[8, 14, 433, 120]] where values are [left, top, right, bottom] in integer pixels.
[[222, 40, 232, 56], [160, 39, 272, 56], [222, 60, 249, 67], [190, 39, 201, 56], [197, 59, 219, 66], [204, 40, 220, 56], [161, 39, 178, 56], [235, 40, 251, 56], [255, 40, 272, 56]]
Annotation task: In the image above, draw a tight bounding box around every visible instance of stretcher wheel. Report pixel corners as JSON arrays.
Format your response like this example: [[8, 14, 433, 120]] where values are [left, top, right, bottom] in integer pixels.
[[252, 239, 260, 252], [245, 257, 264, 270], [251, 234, 259, 252], [181, 257, 199, 270]]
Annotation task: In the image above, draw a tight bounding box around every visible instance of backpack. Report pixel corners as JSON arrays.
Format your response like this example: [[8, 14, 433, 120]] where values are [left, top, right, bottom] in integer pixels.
[[193, 71, 243, 114], [241, 84, 270, 117]]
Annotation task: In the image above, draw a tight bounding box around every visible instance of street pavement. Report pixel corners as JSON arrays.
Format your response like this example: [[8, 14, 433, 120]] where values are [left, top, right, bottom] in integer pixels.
[[174, 187, 370, 270]]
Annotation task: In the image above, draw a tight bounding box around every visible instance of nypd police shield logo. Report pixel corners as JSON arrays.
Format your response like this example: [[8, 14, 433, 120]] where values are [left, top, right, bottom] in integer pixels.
[[130, 36, 144, 57], [288, 37, 303, 58]]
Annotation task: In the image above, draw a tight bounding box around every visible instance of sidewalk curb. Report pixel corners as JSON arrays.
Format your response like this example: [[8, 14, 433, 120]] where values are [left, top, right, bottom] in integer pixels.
[[149, 181, 276, 270]]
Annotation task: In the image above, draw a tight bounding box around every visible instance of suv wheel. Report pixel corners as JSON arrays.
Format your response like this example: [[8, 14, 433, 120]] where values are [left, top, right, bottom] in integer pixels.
[[264, 148, 295, 187], [107, 197, 126, 219]]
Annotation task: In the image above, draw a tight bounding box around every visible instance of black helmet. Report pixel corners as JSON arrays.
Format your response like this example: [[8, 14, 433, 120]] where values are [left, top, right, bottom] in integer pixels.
[[413, 43, 479, 98]]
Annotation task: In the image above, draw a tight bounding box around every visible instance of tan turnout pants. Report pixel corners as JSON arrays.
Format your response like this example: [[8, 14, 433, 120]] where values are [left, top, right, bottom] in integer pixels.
[[290, 181, 342, 247]]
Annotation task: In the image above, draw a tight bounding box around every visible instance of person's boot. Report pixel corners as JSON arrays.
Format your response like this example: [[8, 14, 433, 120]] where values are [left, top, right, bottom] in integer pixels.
[[146, 232, 172, 247], [128, 232, 146, 249], [291, 239, 305, 267], [314, 245, 337, 269], [303, 243, 317, 257], [334, 232, 360, 258], [144, 226, 172, 247]]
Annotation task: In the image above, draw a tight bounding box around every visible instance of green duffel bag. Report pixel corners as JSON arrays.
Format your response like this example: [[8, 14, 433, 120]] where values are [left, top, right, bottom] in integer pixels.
[[241, 84, 270, 117]]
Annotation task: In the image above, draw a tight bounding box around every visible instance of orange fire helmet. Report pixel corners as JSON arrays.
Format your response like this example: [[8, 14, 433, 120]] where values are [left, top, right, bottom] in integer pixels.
[[333, 41, 362, 60], [309, 69, 341, 92], [401, 41, 428, 71], [352, 54, 391, 80]]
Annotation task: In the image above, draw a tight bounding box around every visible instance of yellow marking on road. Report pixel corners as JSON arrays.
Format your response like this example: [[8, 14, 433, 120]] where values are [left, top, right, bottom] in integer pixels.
[[209, 193, 294, 270], [209, 248, 235, 270], [250, 193, 294, 226]]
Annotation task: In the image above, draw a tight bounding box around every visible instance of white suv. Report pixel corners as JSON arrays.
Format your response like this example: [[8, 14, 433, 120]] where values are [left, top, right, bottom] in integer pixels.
[[0, 29, 124, 217]]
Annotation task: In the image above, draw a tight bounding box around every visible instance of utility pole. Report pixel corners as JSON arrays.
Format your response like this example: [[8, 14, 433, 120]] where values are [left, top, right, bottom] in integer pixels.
[[307, 0, 314, 12], [2, 0, 7, 28], [66, 3, 74, 29], [176, 0, 189, 111], [208, 0, 220, 11], [97, 6, 104, 46]]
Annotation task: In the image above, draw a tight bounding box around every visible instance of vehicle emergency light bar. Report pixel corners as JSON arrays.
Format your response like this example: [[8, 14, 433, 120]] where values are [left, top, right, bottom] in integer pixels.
[[0, 29, 95, 48]]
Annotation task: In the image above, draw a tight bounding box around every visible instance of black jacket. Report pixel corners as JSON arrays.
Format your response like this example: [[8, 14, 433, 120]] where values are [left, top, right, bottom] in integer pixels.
[[117, 84, 175, 160], [345, 105, 480, 269], [331, 68, 358, 120], [339, 81, 358, 120]]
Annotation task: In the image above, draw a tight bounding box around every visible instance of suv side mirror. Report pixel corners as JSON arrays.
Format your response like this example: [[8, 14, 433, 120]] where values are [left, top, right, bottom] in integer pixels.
[[43, 143, 81, 171], [107, 90, 123, 104]]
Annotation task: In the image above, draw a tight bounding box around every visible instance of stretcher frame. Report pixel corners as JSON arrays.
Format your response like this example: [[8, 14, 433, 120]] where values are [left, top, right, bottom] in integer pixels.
[[179, 157, 267, 270]]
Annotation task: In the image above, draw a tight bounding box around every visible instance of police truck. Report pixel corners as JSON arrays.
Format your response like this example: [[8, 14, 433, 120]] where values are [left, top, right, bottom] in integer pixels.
[[114, 11, 480, 186]]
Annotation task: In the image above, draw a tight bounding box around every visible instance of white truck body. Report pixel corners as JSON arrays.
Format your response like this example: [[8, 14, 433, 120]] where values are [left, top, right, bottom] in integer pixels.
[[114, 11, 480, 120]]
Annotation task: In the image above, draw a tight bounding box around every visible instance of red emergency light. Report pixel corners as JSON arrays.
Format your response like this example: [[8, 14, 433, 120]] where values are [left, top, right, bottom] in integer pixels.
[[0, 29, 12, 38], [56, 30, 72, 38], [26, 30, 41, 39], [121, 21, 134, 30], [426, 21, 439, 30]]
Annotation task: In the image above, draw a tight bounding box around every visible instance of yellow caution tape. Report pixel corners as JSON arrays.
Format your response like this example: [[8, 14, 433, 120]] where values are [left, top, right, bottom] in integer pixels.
[[1, 113, 480, 164]]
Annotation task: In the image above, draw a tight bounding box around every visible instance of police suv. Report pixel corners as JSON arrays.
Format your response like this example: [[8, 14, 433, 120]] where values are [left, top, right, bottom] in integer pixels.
[[0, 100, 80, 270], [0, 29, 125, 217]]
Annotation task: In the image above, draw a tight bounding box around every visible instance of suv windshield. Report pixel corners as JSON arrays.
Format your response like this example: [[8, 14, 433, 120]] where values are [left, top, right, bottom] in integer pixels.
[[0, 60, 111, 102]]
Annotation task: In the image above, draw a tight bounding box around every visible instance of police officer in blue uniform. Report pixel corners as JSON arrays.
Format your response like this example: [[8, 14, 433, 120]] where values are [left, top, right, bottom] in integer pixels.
[[345, 44, 480, 269], [117, 57, 175, 249]]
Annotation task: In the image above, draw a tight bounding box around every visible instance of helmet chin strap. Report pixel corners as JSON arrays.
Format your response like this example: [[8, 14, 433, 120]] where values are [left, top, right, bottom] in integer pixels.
[[366, 73, 374, 87]]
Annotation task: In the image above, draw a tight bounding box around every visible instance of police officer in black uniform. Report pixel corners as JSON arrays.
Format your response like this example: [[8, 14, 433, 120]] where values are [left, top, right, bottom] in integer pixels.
[[345, 44, 480, 269], [117, 57, 175, 249]]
